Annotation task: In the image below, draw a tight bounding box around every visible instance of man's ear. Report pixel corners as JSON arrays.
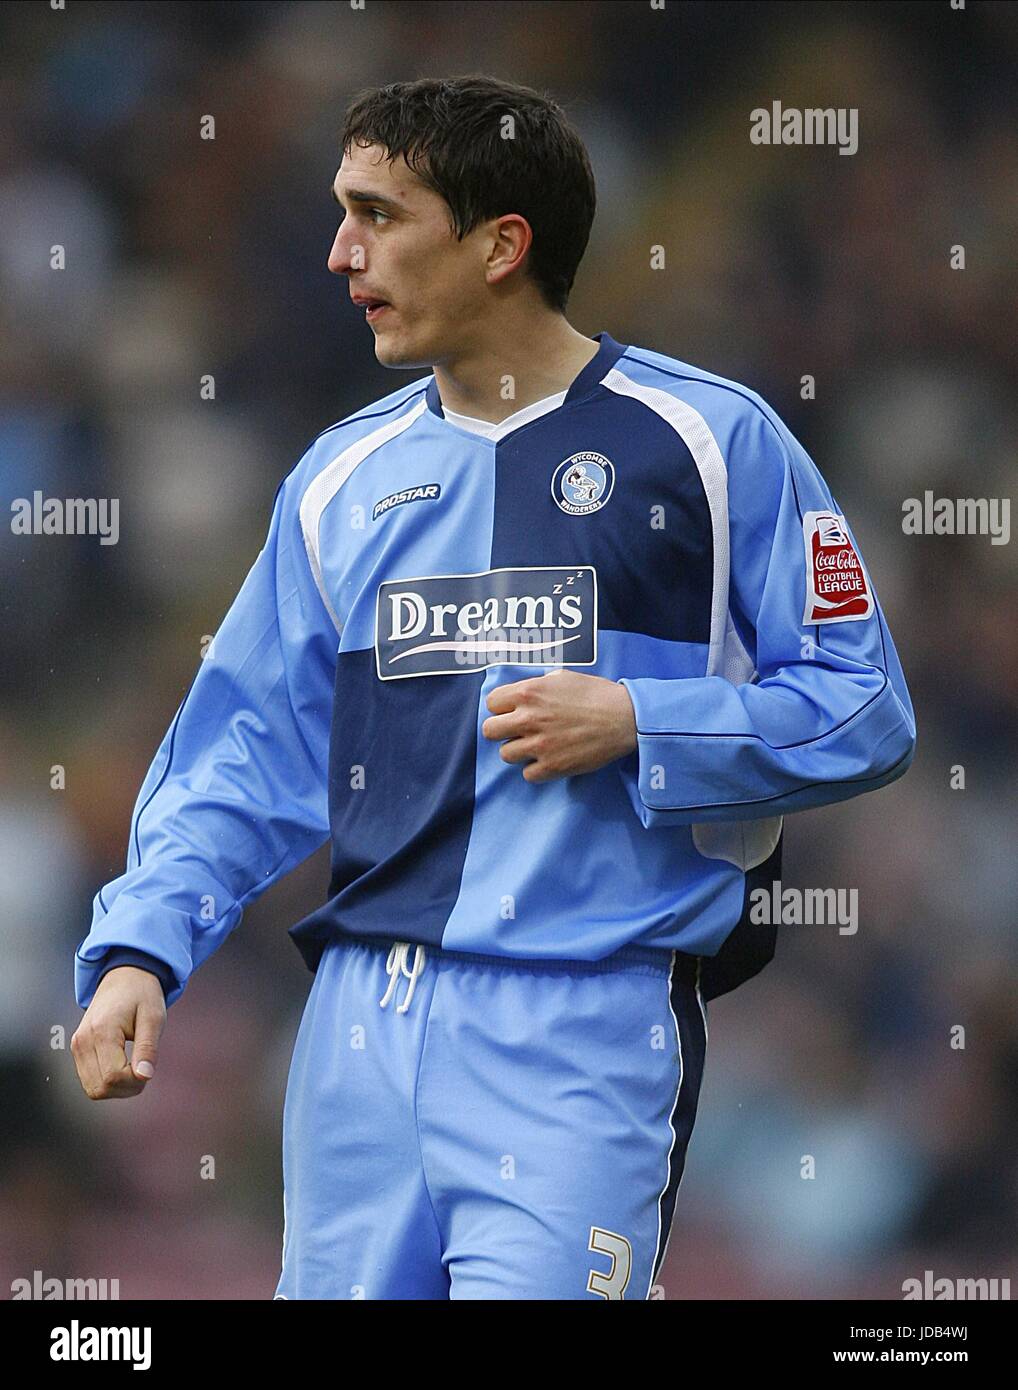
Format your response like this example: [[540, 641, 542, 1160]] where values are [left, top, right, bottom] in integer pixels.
[[486, 213, 533, 287]]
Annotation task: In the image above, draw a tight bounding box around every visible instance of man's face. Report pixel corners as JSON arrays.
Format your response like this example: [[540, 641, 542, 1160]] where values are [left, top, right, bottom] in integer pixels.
[[328, 143, 493, 368]]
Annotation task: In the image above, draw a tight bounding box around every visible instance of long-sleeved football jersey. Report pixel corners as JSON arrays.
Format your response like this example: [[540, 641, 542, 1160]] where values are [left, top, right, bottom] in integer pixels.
[[75, 332, 916, 1008]]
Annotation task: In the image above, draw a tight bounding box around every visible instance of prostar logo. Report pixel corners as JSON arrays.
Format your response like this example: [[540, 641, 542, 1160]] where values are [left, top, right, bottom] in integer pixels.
[[372, 482, 441, 521], [374, 566, 597, 680], [802, 510, 873, 624]]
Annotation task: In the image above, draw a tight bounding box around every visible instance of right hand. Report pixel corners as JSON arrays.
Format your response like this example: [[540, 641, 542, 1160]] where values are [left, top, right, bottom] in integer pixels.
[[71, 966, 167, 1100]]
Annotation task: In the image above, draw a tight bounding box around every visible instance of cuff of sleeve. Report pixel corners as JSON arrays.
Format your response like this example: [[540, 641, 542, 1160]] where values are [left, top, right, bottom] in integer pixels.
[[615, 679, 660, 828], [96, 948, 177, 1000], [615, 675, 727, 825]]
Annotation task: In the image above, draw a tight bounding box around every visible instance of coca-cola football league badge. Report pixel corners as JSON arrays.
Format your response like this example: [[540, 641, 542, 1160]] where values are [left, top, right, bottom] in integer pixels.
[[801, 510, 873, 624]]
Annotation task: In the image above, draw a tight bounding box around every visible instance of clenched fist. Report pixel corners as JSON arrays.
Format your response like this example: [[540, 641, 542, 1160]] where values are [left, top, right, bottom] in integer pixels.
[[482, 668, 637, 783], [71, 966, 166, 1100]]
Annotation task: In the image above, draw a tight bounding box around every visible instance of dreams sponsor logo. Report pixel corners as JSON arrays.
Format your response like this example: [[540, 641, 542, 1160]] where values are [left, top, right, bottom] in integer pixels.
[[374, 565, 597, 680]]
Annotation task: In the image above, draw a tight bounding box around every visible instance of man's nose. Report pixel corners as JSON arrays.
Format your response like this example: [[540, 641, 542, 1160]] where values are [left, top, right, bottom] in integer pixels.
[[327, 226, 347, 275], [328, 224, 361, 276]]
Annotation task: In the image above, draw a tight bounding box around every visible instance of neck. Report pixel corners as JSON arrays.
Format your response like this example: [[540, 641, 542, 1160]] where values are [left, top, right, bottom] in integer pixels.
[[431, 308, 599, 424]]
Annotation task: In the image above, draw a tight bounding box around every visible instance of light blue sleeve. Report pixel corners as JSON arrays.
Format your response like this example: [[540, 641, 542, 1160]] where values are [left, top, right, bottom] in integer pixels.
[[75, 456, 337, 1007], [617, 400, 916, 826]]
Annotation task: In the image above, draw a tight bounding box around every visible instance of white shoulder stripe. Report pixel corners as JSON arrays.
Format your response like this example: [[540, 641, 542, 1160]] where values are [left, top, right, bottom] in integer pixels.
[[602, 367, 729, 675], [299, 396, 428, 631]]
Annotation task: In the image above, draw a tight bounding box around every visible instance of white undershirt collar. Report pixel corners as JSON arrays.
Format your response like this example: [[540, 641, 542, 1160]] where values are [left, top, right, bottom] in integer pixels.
[[440, 389, 568, 442]]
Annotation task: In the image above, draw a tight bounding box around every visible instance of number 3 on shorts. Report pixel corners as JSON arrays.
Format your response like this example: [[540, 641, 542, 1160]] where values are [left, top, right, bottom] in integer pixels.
[[586, 1226, 633, 1300]]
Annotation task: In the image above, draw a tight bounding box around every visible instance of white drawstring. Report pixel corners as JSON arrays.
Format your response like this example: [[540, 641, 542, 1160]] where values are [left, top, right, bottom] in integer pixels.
[[379, 941, 427, 1014]]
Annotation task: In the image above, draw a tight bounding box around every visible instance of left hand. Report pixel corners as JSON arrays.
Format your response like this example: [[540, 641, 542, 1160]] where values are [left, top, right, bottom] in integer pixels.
[[482, 668, 638, 784]]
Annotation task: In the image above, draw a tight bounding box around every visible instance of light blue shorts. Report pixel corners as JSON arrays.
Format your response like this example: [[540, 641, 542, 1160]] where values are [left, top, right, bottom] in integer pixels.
[[274, 935, 708, 1300]]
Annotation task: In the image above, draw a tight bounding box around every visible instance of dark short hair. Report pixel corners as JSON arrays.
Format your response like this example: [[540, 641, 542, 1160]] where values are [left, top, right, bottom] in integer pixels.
[[339, 75, 596, 312]]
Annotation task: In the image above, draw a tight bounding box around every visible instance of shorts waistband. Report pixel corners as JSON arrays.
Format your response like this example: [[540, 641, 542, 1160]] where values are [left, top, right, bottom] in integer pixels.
[[339, 932, 700, 985]]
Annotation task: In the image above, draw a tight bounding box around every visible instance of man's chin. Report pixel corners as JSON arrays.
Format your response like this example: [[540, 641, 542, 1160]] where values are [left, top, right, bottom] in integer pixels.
[[373, 335, 430, 370]]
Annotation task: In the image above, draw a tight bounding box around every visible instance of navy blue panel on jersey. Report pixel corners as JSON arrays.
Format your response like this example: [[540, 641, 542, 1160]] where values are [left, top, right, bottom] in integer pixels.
[[489, 380, 713, 646], [288, 647, 477, 969]]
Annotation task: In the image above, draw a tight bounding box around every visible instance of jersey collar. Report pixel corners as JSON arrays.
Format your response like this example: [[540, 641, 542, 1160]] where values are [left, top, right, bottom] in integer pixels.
[[425, 331, 628, 421]]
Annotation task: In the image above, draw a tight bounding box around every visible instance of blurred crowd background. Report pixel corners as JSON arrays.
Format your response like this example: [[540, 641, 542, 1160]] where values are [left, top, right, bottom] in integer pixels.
[[1, 0, 1015, 1300]]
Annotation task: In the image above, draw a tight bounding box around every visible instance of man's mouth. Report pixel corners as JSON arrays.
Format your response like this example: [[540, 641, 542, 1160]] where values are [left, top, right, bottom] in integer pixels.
[[353, 296, 391, 323]]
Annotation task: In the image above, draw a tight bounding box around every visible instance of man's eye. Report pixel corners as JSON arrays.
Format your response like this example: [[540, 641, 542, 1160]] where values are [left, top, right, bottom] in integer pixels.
[[369, 208, 390, 225]]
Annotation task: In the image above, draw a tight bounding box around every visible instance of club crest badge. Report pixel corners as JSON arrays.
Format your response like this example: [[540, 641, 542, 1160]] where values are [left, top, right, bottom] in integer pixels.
[[802, 510, 873, 624], [551, 452, 615, 515]]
